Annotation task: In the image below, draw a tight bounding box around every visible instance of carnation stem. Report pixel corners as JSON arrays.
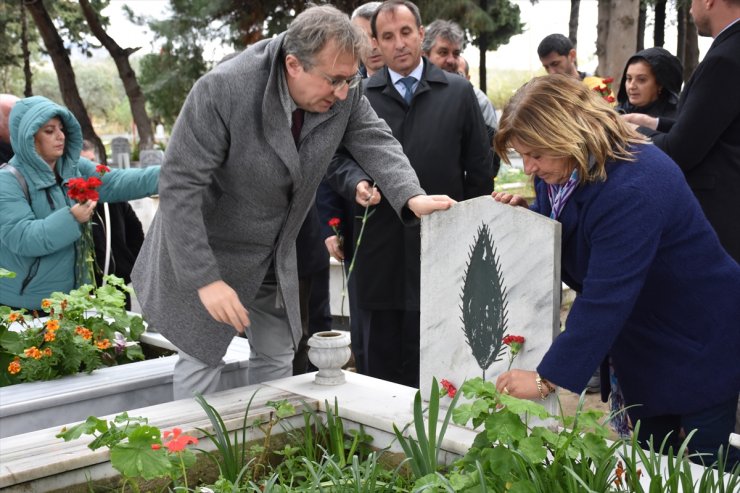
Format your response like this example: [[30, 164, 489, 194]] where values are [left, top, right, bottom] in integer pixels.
[[346, 185, 377, 283]]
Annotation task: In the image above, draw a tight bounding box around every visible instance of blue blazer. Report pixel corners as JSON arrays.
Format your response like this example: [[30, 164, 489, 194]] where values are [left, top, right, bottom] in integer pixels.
[[535, 143, 740, 419]]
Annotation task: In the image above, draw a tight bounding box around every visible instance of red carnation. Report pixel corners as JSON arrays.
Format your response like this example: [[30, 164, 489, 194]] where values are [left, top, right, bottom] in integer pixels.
[[440, 378, 457, 398], [328, 217, 341, 228], [503, 334, 526, 371]]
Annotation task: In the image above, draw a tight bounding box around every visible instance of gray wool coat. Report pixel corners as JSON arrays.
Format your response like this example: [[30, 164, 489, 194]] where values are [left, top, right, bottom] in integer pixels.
[[131, 33, 424, 367]]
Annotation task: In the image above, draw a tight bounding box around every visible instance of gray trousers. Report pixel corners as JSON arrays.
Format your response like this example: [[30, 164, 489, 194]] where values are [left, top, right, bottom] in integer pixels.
[[173, 279, 295, 400]]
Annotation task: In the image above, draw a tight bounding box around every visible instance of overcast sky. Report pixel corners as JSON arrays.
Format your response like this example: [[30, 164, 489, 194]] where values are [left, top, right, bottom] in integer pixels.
[[102, 0, 713, 72]]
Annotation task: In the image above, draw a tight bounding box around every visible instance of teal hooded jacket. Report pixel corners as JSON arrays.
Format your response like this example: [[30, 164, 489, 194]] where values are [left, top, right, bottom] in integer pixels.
[[0, 96, 159, 310]]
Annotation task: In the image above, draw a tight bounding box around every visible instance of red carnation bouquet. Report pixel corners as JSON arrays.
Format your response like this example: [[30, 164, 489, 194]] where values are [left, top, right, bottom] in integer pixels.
[[66, 164, 110, 287]]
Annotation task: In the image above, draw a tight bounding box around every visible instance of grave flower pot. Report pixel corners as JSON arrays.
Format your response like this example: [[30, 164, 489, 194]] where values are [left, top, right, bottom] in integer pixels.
[[308, 330, 351, 385]]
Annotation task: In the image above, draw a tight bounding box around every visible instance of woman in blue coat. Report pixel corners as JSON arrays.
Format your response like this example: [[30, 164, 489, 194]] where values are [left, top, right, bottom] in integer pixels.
[[0, 96, 159, 311], [492, 75, 740, 468]]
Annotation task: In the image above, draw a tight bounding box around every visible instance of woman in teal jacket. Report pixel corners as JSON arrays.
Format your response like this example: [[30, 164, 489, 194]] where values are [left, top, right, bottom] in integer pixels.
[[0, 96, 159, 310]]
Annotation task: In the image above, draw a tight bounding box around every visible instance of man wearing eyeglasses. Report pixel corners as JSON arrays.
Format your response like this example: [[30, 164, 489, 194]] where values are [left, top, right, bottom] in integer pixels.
[[131, 4, 455, 399], [327, 0, 494, 388]]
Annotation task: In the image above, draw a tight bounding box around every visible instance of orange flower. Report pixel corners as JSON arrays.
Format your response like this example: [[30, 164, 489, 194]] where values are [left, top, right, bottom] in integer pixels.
[[7, 358, 21, 375], [75, 326, 93, 340], [8, 312, 20, 322], [96, 339, 111, 350], [41, 299, 52, 310], [44, 330, 56, 342], [45, 319, 60, 331], [24, 346, 42, 360], [43, 347, 53, 357]]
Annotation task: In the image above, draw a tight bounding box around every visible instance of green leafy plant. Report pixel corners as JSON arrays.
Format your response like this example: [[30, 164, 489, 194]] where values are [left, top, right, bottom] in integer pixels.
[[195, 391, 297, 485], [393, 376, 462, 484], [56, 412, 198, 492], [0, 275, 145, 386]]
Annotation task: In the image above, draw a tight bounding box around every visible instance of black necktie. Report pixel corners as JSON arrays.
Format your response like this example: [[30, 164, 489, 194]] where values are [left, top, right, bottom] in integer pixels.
[[291, 108, 304, 147]]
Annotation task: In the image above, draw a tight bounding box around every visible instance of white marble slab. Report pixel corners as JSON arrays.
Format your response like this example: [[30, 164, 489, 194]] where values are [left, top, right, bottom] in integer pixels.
[[0, 373, 727, 492], [0, 334, 250, 438], [419, 197, 561, 413], [0, 384, 311, 492], [266, 371, 477, 458]]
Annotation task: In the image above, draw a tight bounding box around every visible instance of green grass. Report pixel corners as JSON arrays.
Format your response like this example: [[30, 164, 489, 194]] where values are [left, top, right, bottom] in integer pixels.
[[495, 166, 535, 201]]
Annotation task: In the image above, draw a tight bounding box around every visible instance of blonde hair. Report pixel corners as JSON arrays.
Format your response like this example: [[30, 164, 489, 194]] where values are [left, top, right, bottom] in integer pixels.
[[494, 74, 646, 183]]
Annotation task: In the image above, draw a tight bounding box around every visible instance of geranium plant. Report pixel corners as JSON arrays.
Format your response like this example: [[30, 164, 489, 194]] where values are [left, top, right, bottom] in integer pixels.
[[57, 412, 199, 492], [0, 275, 145, 386]]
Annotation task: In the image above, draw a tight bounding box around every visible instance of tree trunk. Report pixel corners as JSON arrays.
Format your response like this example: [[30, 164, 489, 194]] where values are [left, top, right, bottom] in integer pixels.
[[596, 0, 639, 90], [636, 0, 646, 51], [79, 0, 153, 154], [568, 0, 581, 47], [24, 0, 104, 160], [653, 0, 666, 47], [478, 0, 488, 94], [21, 2, 33, 97], [682, 12, 699, 82], [677, 2, 686, 63]]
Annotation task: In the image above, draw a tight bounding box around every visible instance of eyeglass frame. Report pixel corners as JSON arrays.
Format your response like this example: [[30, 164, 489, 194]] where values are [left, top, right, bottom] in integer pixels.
[[311, 66, 363, 90]]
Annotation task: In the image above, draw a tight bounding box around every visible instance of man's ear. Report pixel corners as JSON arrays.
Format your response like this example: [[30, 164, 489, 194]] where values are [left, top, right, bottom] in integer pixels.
[[568, 49, 577, 62], [419, 24, 425, 41], [285, 54, 303, 78]]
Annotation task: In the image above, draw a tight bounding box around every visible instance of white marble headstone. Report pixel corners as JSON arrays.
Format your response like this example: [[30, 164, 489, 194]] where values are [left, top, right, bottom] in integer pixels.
[[420, 196, 561, 414], [139, 149, 165, 167]]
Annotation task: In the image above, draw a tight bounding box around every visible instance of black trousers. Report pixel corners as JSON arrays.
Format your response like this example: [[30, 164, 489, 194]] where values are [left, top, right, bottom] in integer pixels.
[[365, 309, 420, 388], [628, 395, 739, 469]]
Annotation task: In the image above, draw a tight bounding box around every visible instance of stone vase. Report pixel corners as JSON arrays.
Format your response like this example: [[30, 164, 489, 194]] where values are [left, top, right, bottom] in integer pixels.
[[307, 331, 351, 385]]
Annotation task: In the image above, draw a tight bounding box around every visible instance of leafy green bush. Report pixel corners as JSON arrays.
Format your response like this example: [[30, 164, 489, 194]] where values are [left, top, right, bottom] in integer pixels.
[[0, 275, 145, 386]]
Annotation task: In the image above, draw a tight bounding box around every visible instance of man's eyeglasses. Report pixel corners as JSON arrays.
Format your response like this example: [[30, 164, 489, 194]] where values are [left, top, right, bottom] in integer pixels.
[[312, 67, 363, 90]]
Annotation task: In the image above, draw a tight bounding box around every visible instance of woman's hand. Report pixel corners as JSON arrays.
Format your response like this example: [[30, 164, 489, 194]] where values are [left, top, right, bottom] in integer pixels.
[[496, 369, 553, 400], [621, 113, 658, 130], [491, 191, 528, 208], [70, 200, 97, 223]]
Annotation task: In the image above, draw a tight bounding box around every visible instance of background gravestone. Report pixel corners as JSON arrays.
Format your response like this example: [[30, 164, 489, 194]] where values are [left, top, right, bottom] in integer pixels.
[[420, 196, 561, 414], [139, 149, 164, 167], [110, 137, 131, 169]]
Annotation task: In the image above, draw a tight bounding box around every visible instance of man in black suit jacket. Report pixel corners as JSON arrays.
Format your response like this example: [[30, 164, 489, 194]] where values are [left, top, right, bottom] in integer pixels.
[[623, 0, 740, 264], [329, 0, 493, 388]]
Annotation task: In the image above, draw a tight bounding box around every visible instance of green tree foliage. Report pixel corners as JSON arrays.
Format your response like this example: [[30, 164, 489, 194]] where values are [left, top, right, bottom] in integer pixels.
[[418, 0, 523, 89], [0, 0, 42, 94], [127, 1, 358, 125], [419, 0, 523, 52], [137, 47, 208, 127], [460, 223, 509, 380]]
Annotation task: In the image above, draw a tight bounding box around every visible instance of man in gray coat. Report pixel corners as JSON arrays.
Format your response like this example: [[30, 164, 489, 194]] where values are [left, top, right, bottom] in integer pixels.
[[131, 5, 454, 399]]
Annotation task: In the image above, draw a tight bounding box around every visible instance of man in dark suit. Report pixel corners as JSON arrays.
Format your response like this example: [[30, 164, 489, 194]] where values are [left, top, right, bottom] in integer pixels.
[[329, 0, 493, 388], [623, 0, 740, 264]]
